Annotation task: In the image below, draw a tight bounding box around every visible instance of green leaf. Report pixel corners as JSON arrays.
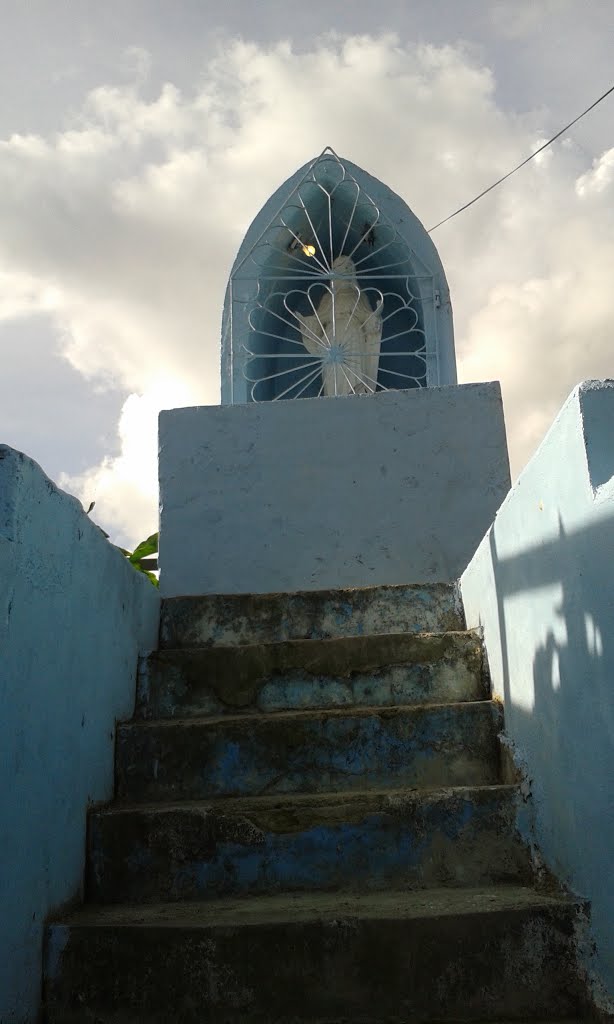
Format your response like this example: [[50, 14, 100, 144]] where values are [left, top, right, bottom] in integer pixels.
[[140, 569, 160, 588], [129, 532, 159, 565]]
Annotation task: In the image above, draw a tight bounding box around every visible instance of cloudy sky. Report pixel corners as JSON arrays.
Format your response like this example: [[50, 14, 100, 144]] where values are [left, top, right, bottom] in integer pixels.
[[1, 0, 613, 547]]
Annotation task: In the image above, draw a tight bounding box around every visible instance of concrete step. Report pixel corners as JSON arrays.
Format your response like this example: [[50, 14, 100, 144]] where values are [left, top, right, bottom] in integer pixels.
[[44, 886, 587, 1023], [41, 1015, 595, 1024], [116, 700, 502, 802], [137, 630, 485, 719], [159, 582, 464, 649], [39, 1017, 593, 1024], [87, 784, 533, 904]]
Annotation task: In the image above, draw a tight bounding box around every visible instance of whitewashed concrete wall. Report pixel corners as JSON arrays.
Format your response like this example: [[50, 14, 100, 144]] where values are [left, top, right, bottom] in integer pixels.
[[461, 381, 614, 1011], [0, 446, 160, 1024], [159, 383, 510, 597]]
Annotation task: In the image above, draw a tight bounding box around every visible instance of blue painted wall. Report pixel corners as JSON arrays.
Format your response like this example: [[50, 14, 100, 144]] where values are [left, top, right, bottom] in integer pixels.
[[0, 446, 160, 1024], [461, 381, 614, 1012]]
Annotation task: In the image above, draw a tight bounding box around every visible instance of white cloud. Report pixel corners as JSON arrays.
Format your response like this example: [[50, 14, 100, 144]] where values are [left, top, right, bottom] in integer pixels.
[[576, 147, 614, 197], [1, 34, 613, 544], [59, 381, 192, 546], [0, 269, 61, 320]]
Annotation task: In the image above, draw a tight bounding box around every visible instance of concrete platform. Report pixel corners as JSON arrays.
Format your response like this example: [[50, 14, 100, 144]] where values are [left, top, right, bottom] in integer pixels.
[[116, 700, 502, 802], [137, 630, 485, 719], [158, 385, 511, 596], [44, 886, 587, 1023]]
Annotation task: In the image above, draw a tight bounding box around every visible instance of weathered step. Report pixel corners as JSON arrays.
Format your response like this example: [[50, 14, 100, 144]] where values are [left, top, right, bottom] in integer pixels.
[[44, 886, 587, 1023], [116, 701, 502, 802], [137, 630, 485, 719], [159, 582, 464, 649], [88, 784, 532, 904]]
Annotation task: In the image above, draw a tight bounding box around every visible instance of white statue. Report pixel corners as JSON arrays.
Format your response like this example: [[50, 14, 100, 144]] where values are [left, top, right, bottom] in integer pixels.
[[295, 255, 383, 396]]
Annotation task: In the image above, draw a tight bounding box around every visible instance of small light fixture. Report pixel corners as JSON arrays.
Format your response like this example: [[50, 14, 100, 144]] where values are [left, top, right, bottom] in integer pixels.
[[302, 244, 316, 257]]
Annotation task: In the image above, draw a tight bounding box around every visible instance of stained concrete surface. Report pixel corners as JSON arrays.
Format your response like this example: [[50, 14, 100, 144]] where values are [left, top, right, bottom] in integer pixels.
[[45, 886, 586, 1023], [159, 582, 464, 648], [44, 578, 594, 1023], [87, 784, 533, 903], [138, 629, 485, 718], [116, 700, 503, 801]]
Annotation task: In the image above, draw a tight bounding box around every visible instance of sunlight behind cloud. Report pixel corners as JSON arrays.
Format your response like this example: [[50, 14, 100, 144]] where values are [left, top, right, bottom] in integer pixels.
[[59, 380, 193, 545]]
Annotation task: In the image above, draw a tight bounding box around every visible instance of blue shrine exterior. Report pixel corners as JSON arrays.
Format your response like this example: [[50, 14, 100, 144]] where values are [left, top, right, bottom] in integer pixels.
[[221, 149, 456, 405]]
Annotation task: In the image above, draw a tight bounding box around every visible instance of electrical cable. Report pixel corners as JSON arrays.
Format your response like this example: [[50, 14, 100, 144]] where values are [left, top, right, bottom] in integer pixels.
[[428, 82, 614, 232]]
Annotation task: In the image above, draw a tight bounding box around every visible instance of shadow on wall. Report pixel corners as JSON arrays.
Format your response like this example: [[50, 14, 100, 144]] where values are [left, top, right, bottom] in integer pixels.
[[493, 512, 614, 815], [488, 512, 614, 896], [462, 382, 614, 1010]]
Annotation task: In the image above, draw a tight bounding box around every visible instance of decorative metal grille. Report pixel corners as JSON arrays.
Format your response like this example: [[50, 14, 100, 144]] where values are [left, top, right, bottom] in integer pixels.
[[231, 149, 438, 402]]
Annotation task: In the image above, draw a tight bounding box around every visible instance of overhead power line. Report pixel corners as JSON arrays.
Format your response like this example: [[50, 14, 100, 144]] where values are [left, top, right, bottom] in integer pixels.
[[428, 82, 614, 232]]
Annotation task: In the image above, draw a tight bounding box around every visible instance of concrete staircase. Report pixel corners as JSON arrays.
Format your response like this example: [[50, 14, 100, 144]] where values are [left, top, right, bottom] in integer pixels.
[[44, 583, 590, 1023]]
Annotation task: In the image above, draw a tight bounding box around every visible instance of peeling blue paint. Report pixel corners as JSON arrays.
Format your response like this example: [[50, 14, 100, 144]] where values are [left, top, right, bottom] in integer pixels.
[[120, 703, 500, 801], [90, 788, 528, 903], [159, 583, 465, 648]]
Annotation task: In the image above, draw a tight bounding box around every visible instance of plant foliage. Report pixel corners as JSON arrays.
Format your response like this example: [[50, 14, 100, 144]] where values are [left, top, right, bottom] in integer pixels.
[[117, 532, 159, 587]]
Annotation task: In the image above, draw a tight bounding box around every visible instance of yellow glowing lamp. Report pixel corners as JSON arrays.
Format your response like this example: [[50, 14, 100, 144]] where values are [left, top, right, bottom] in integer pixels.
[[302, 244, 316, 257]]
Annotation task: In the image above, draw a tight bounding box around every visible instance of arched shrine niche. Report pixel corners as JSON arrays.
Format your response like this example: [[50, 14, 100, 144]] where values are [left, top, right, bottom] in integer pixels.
[[221, 149, 456, 405]]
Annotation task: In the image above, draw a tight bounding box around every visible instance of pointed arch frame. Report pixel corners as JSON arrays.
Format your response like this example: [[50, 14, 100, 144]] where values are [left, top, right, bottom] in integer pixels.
[[221, 148, 455, 404]]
